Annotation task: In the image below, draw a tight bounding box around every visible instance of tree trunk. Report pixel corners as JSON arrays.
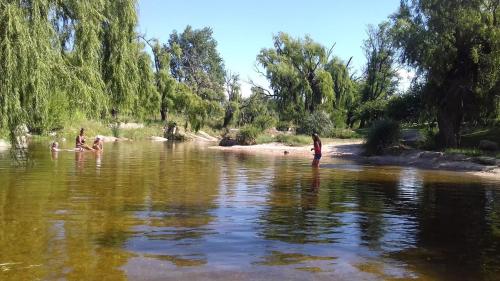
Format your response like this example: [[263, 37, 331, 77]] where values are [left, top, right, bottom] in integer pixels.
[[437, 104, 461, 148], [359, 118, 366, 129], [223, 108, 233, 128], [160, 109, 167, 121]]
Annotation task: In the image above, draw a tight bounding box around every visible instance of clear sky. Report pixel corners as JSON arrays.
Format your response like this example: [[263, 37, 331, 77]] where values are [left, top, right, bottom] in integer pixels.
[[137, 0, 402, 95]]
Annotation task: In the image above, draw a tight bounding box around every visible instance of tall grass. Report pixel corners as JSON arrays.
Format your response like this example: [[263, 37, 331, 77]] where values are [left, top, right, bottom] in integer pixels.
[[275, 135, 311, 146]]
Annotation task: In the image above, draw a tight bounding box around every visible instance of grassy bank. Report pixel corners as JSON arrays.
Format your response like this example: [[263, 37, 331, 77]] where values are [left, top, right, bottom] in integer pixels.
[[461, 127, 500, 148]]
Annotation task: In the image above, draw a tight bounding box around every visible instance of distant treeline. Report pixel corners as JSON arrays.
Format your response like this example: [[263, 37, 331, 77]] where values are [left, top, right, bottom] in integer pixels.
[[0, 0, 498, 147]]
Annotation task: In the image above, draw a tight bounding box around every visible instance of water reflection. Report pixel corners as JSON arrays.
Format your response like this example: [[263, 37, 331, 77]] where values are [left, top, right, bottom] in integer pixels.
[[0, 142, 499, 281]]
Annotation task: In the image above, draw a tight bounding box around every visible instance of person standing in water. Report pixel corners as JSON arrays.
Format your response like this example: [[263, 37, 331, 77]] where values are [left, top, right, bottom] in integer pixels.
[[311, 133, 322, 167], [75, 128, 94, 151]]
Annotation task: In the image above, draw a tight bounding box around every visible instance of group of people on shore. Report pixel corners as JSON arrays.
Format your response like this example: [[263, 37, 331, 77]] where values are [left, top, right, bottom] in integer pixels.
[[51, 128, 103, 152]]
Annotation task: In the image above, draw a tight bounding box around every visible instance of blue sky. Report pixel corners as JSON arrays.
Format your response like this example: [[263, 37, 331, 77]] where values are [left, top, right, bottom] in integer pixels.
[[138, 0, 403, 95]]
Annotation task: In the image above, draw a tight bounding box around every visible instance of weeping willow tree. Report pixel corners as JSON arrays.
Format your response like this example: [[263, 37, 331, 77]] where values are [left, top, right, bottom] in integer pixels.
[[0, 1, 62, 140], [0, 0, 153, 142], [100, 0, 141, 116]]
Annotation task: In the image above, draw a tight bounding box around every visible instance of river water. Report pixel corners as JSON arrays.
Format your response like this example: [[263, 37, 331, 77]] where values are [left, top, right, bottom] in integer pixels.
[[0, 141, 499, 281]]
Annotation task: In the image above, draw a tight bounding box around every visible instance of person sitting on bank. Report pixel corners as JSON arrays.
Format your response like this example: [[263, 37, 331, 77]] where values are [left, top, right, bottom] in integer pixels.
[[92, 136, 104, 151], [311, 133, 322, 167], [75, 128, 94, 151]]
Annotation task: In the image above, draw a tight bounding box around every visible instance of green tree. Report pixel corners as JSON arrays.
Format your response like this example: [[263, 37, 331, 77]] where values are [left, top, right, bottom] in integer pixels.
[[139, 36, 175, 121], [238, 87, 275, 126], [391, 0, 500, 147], [325, 56, 357, 127], [359, 22, 399, 127], [135, 44, 160, 120], [223, 72, 242, 128], [257, 32, 334, 122], [167, 26, 226, 103], [100, 0, 140, 117]]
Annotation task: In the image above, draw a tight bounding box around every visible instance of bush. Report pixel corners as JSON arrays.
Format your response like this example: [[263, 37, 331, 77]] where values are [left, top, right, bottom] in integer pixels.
[[276, 120, 293, 131], [364, 119, 401, 155], [355, 99, 388, 126], [253, 115, 277, 131], [255, 134, 275, 144], [297, 111, 333, 136], [420, 127, 439, 150], [386, 93, 423, 123], [330, 110, 347, 128], [236, 125, 260, 145]]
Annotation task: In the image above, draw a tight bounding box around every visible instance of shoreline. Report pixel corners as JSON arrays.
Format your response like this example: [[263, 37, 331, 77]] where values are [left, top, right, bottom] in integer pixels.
[[209, 140, 500, 180]]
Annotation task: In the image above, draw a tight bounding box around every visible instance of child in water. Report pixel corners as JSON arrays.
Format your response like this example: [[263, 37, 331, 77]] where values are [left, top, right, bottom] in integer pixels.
[[50, 141, 60, 152], [311, 133, 322, 167], [92, 136, 104, 151]]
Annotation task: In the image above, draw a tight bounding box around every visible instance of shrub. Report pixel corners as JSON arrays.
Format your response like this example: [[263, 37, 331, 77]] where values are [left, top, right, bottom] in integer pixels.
[[364, 119, 401, 155], [420, 127, 439, 150], [355, 99, 388, 127], [276, 120, 293, 131], [253, 115, 277, 131], [330, 110, 347, 128], [255, 134, 275, 144], [297, 111, 333, 136], [385, 86, 424, 124], [236, 125, 260, 145]]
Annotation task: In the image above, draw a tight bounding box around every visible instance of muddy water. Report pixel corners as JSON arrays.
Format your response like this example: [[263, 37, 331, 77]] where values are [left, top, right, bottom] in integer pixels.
[[0, 141, 499, 281]]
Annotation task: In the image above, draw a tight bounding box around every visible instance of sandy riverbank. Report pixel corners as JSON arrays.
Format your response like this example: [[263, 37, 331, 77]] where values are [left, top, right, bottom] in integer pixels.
[[209, 140, 500, 180]]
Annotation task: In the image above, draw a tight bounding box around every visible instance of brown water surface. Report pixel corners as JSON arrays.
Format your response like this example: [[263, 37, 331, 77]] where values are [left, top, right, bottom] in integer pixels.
[[0, 141, 499, 280]]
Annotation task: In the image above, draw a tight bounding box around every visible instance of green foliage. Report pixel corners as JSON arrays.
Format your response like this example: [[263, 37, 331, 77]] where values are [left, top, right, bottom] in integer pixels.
[[257, 33, 335, 123], [358, 22, 398, 126], [168, 26, 225, 102], [297, 111, 333, 136], [275, 134, 311, 146], [236, 125, 261, 145], [223, 73, 242, 128], [0, 0, 154, 142], [385, 85, 424, 124], [330, 110, 347, 128], [391, 0, 500, 147], [364, 119, 401, 155], [326, 57, 356, 110], [445, 148, 484, 158], [238, 90, 275, 126], [419, 127, 440, 150], [327, 128, 360, 139], [276, 120, 293, 131], [255, 134, 276, 144], [355, 99, 388, 127], [118, 125, 164, 140], [361, 22, 398, 102], [461, 127, 500, 148], [253, 115, 277, 131]]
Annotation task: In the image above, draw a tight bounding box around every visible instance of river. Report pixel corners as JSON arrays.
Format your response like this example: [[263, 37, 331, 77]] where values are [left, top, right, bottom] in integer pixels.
[[0, 141, 499, 280]]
